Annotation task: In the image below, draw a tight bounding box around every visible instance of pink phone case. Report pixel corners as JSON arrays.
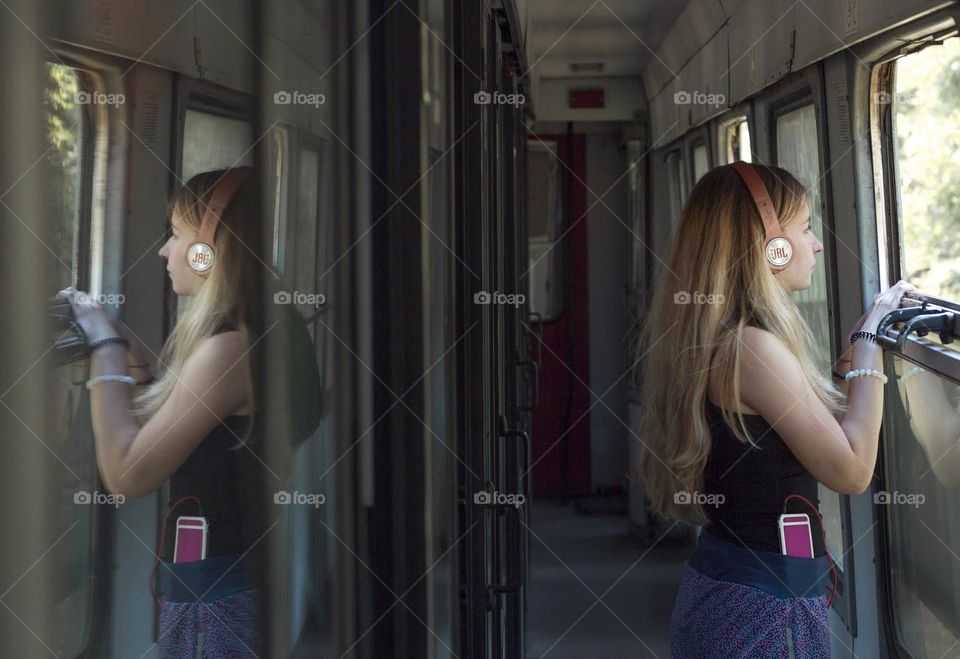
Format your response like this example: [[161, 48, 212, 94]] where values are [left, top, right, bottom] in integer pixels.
[[174, 516, 208, 563], [778, 513, 814, 558]]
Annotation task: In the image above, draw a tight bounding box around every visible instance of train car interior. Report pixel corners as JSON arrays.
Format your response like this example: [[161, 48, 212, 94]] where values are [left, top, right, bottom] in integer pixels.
[[2, 0, 960, 657]]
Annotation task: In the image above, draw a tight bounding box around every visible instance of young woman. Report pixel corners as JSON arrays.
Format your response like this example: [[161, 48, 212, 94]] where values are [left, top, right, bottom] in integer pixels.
[[58, 167, 319, 657], [633, 162, 916, 657]]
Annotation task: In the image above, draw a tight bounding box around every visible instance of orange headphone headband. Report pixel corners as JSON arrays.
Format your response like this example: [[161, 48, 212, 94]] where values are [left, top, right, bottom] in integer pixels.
[[729, 161, 794, 272], [186, 167, 252, 274]]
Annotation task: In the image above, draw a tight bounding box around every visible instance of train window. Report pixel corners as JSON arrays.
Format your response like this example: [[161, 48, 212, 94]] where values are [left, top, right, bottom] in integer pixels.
[[665, 149, 686, 226], [43, 62, 85, 287], [43, 61, 96, 658], [295, 146, 321, 333], [692, 143, 709, 183], [626, 140, 646, 303], [891, 36, 960, 300], [775, 103, 845, 563], [882, 359, 960, 656], [720, 117, 751, 164], [269, 127, 290, 273], [527, 140, 563, 321], [181, 109, 254, 181]]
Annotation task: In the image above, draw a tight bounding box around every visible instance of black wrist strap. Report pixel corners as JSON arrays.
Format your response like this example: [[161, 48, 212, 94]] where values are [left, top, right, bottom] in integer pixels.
[[850, 331, 877, 346]]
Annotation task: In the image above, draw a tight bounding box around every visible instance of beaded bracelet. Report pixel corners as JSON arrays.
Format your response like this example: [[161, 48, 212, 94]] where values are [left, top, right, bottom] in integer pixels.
[[86, 374, 137, 389], [845, 368, 888, 384]]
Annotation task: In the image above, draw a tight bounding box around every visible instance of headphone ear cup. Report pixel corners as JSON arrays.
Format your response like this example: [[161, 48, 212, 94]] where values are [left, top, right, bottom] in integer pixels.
[[765, 235, 794, 270], [186, 241, 215, 273]]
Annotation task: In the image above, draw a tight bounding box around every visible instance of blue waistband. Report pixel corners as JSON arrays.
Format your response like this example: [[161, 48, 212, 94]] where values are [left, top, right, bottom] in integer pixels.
[[158, 552, 258, 603], [689, 527, 830, 599]]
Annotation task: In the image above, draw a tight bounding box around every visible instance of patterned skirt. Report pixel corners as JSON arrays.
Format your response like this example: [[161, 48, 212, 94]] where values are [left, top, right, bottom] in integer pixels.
[[156, 552, 263, 658], [669, 527, 832, 658]]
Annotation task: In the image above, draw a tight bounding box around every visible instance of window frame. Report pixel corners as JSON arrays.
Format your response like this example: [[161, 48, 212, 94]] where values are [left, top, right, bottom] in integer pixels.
[[870, 24, 960, 659], [37, 52, 108, 659], [714, 108, 753, 165], [683, 125, 711, 186]]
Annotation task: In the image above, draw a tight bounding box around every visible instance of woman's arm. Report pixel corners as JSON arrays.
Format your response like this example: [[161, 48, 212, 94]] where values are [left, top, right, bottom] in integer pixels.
[[59, 287, 253, 498], [89, 331, 251, 498]]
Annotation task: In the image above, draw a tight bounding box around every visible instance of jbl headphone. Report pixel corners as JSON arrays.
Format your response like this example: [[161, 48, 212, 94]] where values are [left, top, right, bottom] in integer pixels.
[[186, 167, 252, 275], [729, 161, 794, 272]]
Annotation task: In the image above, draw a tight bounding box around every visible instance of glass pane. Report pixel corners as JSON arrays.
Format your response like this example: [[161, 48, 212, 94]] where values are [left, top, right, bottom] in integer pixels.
[[738, 120, 752, 163], [692, 143, 708, 183], [294, 147, 320, 330], [893, 37, 960, 301], [776, 104, 843, 561], [666, 150, 683, 226], [883, 358, 960, 656], [269, 127, 289, 272], [527, 141, 561, 320], [43, 62, 83, 288], [41, 62, 93, 659], [182, 109, 254, 181], [720, 118, 751, 164]]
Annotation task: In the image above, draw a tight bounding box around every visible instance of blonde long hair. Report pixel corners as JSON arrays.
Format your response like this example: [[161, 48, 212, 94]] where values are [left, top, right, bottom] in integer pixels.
[[135, 169, 262, 445], [633, 163, 847, 524]]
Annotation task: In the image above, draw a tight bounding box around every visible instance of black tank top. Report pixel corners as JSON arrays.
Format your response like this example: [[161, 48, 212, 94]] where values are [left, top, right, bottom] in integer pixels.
[[703, 399, 826, 557], [162, 415, 260, 562]]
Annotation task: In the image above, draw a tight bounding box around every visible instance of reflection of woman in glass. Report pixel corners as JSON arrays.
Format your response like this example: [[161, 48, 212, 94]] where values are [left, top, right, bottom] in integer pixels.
[[890, 356, 960, 488], [634, 162, 916, 657], [58, 168, 319, 657]]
